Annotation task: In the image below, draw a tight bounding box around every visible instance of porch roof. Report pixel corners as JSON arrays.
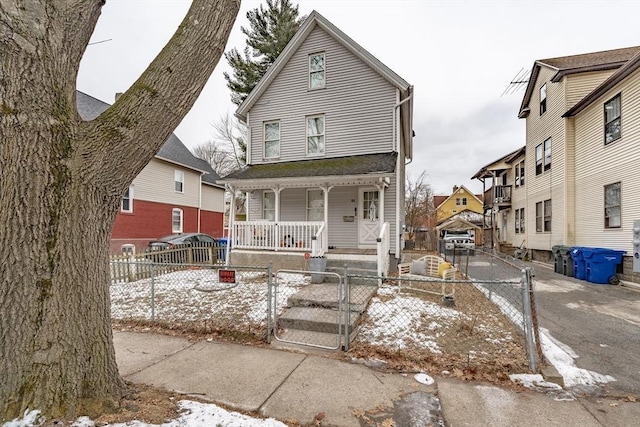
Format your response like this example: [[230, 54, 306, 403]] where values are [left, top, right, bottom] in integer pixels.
[[218, 153, 397, 189]]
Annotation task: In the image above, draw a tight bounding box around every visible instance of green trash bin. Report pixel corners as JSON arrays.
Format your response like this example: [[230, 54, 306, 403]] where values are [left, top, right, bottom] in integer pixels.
[[551, 245, 563, 274], [558, 246, 573, 276]]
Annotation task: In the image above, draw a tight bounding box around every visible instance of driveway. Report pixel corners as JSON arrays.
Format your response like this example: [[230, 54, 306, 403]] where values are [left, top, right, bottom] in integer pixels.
[[466, 252, 640, 397]]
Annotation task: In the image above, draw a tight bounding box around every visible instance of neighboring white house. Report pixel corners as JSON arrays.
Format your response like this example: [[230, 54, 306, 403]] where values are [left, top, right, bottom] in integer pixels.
[[218, 10, 413, 274], [473, 46, 640, 283]]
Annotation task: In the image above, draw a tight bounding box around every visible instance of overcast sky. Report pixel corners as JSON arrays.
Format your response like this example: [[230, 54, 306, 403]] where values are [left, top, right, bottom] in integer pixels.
[[77, 0, 640, 196]]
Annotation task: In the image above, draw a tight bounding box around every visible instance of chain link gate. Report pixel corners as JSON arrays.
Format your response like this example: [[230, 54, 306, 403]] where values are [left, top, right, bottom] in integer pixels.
[[270, 269, 347, 350]]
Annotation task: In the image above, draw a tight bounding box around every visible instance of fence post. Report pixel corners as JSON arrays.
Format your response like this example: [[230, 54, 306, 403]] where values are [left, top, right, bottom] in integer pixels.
[[266, 262, 273, 344], [150, 263, 156, 321], [521, 267, 538, 372], [343, 264, 349, 351]]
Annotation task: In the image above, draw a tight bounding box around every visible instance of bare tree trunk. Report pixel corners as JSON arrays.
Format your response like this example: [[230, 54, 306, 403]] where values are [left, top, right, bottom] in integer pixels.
[[0, 0, 239, 420]]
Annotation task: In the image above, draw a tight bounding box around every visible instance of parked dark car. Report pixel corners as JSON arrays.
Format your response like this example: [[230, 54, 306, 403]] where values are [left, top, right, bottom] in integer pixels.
[[146, 233, 218, 251]]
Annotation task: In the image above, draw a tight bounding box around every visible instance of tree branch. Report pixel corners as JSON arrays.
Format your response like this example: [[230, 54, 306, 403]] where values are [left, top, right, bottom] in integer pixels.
[[81, 0, 240, 191]]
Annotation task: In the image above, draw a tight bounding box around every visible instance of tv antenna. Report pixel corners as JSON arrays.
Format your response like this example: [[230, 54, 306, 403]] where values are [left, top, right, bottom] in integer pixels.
[[501, 68, 530, 97]]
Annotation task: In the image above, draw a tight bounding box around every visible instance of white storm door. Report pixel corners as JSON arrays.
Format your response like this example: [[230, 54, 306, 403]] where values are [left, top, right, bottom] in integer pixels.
[[358, 188, 380, 247]]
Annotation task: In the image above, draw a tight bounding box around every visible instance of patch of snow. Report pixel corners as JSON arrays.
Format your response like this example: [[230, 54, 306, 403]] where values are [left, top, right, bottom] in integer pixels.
[[509, 373, 562, 391], [2, 410, 42, 427], [414, 373, 435, 385]]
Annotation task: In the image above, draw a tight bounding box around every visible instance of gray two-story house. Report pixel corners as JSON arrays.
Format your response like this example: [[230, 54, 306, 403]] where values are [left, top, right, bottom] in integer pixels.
[[219, 11, 413, 275]]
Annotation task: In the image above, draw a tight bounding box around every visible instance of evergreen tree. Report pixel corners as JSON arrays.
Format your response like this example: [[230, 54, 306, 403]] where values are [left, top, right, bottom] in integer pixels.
[[224, 0, 304, 105]]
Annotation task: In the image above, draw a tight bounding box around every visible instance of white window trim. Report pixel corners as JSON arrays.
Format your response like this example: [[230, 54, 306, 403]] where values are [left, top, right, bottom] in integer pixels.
[[174, 170, 184, 193], [306, 189, 324, 221], [172, 208, 183, 233], [306, 114, 325, 156], [121, 244, 136, 255], [308, 52, 325, 90], [263, 120, 280, 159], [540, 83, 547, 115], [263, 191, 275, 221], [121, 185, 134, 213]]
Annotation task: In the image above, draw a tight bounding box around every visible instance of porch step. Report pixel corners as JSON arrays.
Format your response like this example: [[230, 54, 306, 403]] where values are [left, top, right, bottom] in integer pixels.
[[277, 307, 360, 334], [326, 258, 378, 272], [287, 283, 377, 313]]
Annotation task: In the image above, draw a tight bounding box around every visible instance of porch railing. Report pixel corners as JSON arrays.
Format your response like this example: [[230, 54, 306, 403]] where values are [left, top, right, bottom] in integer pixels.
[[377, 222, 390, 278], [232, 221, 324, 252], [311, 223, 327, 257]]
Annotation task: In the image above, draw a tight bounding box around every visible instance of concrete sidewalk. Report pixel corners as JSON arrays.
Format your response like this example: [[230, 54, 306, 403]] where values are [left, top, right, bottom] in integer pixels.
[[113, 331, 639, 426]]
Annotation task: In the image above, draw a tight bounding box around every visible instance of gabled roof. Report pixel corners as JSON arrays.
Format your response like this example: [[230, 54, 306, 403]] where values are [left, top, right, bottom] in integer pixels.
[[471, 146, 525, 180], [220, 152, 396, 181], [435, 185, 483, 209], [435, 217, 481, 233], [236, 10, 411, 121], [563, 51, 640, 117], [518, 46, 640, 118], [76, 91, 222, 187], [433, 195, 448, 209]]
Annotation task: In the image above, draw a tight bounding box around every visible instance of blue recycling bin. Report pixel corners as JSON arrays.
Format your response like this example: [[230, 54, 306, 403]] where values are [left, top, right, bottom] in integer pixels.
[[583, 248, 626, 284], [218, 237, 229, 261], [570, 247, 587, 279]]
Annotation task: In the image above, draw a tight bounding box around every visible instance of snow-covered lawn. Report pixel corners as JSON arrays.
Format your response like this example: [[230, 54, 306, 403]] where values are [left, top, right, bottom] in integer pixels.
[[111, 269, 308, 332], [3, 401, 287, 427], [354, 283, 527, 368]]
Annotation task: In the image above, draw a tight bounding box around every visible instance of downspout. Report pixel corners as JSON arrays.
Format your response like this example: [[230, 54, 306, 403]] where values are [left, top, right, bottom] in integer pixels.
[[394, 87, 414, 259]]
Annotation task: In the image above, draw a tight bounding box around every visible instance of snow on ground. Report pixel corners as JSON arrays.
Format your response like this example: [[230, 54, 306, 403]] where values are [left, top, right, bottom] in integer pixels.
[[3, 401, 287, 427], [359, 291, 466, 353], [110, 270, 308, 327], [468, 277, 617, 390]]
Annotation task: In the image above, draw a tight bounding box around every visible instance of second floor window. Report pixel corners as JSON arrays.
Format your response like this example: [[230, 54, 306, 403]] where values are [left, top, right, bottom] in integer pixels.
[[536, 138, 551, 175], [172, 208, 183, 233], [515, 207, 525, 234], [540, 83, 547, 115], [174, 170, 184, 193], [264, 121, 280, 159], [604, 182, 621, 228], [309, 52, 325, 89], [121, 186, 133, 213], [604, 94, 621, 145], [307, 115, 325, 155], [515, 160, 525, 188]]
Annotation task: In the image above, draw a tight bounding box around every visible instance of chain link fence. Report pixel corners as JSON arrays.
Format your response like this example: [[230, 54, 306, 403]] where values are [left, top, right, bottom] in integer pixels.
[[111, 249, 541, 376]]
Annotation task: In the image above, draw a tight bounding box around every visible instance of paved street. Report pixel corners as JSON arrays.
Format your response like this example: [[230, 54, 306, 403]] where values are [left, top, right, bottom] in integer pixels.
[[467, 252, 640, 397]]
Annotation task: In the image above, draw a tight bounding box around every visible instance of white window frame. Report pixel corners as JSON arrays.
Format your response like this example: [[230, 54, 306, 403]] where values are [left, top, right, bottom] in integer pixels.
[[515, 160, 525, 188], [121, 244, 136, 255], [306, 189, 324, 221], [121, 185, 134, 213], [540, 83, 547, 115], [263, 191, 275, 221], [306, 114, 325, 156], [309, 52, 325, 89], [515, 207, 525, 234], [172, 208, 183, 233], [174, 170, 184, 193], [263, 121, 280, 159], [604, 182, 621, 228], [604, 93, 621, 145]]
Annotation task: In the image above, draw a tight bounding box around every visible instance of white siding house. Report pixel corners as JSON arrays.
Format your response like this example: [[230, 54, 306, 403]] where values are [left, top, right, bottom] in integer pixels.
[[218, 11, 413, 274]]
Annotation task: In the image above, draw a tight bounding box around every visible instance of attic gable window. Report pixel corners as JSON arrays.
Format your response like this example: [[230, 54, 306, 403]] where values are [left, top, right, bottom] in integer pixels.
[[309, 53, 325, 89], [540, 84, 547, 115], [604, 94, 621, 145]]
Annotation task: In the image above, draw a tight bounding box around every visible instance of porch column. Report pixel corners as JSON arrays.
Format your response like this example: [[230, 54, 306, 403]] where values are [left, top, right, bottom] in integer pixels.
[[273, 186, 283, 251], [321, 185, 333, 253], [226, 184, 236, 266], [376, 180, 386, 224]]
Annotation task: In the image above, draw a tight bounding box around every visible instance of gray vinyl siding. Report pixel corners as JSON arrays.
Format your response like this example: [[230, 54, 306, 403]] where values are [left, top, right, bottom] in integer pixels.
[[247, 25, 396, 164], [327, 186, 358, 248], [573, 67, 640, 253]]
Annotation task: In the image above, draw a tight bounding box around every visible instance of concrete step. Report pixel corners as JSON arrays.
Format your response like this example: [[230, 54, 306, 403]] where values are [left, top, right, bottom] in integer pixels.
[[287, 284, 377, 313], [277, 307, 360, 334], [326, 258, 378, 271]]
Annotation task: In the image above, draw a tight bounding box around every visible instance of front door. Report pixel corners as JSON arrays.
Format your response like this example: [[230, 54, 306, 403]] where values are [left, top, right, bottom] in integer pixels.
[[358, 188, 380, 248]]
